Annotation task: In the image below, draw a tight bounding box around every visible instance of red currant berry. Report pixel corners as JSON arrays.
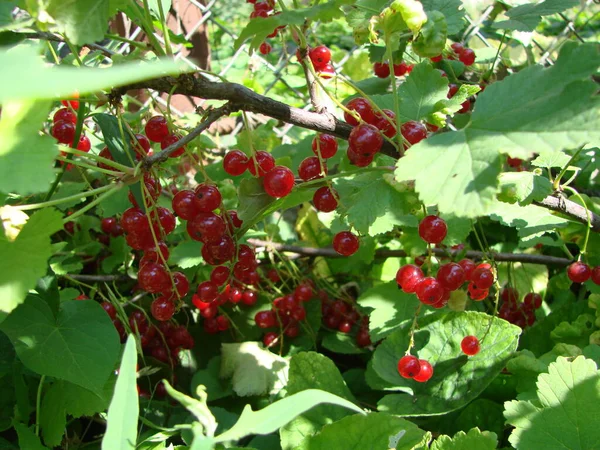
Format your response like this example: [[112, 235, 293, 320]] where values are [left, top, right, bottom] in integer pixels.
[[156, 207, 176, 235], [347, 146, 374, 167], [248, 151, 275, 177], [132, 134, 151, 156], [160, 133, 185, 158], [447, 84, 459, 98], [53, 108, 77, 124], [413, 360, 433, 382], [298, 156, 326, 181], [415, 277, 444, 305], [318, 63, 335, 79], [76, 135, 91, 152], [397, 355, 421, 379], [61, 94, 79, 110], [436, 262, 465, 291], [459, 48, 476, 66], [507, 156, 523, 168], [172, 189, 201, 220], [401, 121, 427, 146], [255, 310, 277, 328], [344, 97, 376, 126], [259, 42, 272, 55], [461, 335, 480, 356], [418, 215, 447, 244], [470, 267, 494, 289], [263, 331, 279, 347], [294, 283, 313, 302], [197, 281, 219, 302], [373, 61, 390, 78], [349, 123, 383, 156], [451, 42, 464, 54], [151, 296, 175, 321], [373, 109, 396, 138], [393, 61, 408, 76], [128, 310, 149, 335], [52, 120, 76, 145], [356, 328, 371, 347], [396, 264, 425, 293], [211, 266, 229, 286], [204, 235, 236, 264], [524, 292, 542, 310], [467, 282, 489, 301], [591, 266, 600, 285], [223, 150, 249, 176], [430, 55, 443, 63], [501, 287, 520, 306], [138, 262, 171, 293], [263, 166, 295, 198], [216, 315, 230, 331], [101, 217, 117, 234], [312, 134, 338, 159], [242, 290, 258, 306], [458, 259, 476, 279], [228, 210, 243, 229], [187, 212, 226, 244], [313, 186, 338, 212], [458, 99, 471, 114], [308, 45, 331, 70], [267, 268, 280, 283], [101, 301, 117, 319], [194, 184, 222, 212], [333, 231, 359, 256], [567, 261, 591, 283], [145, 116, 169, 143]]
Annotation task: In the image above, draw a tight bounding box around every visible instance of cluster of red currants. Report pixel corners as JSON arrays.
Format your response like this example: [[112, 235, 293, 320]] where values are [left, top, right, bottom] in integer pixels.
[[310, 134, 339, 212], [321, 292, 371, 347], [50, 96, 91, 157], [498, 287, 541, 329], [245, 0, 284, 55], [98, 215, 125, 245], [567, 261, 600, 285], [373, 60, 414, 78], [397, 355, 433, 382], [299, 45, 335, 78]]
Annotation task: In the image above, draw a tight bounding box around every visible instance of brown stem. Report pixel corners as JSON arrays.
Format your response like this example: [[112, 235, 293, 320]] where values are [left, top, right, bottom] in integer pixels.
[[534, 194, 600, 233]]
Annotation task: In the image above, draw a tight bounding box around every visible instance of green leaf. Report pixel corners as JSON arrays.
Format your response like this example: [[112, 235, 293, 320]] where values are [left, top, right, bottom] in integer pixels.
[[0, 100, 56, 195], [102, 335, 139, 450], [169, 240, 204, 269], [395, 42, 600, 218], [220, 342, 289, 397], [531, 150, 571, 169], [321, 331, 365, 354], [452, 399, 506, 439], [0, 44, 189, 102], [0, 297, 120, 393], [488, 201, 570, 241], [190, 356, 233, 402], [412, 11, 447, 58], [214, 389, 365, 443], [295, 412, 427, 450], [40, 381, 67, 447], [101, 236, 128, 273], [498, 172, 553, 205], [280, 352, 357, 450], [146, 0, 171, 18], [0, 208, 63, 322], [421, 0, 465, 34], [431, 428, 497, 450], [497, 263, 548, 305], [15, 423, 48, 450], [46, 0, 113, 45], [504, 356, 600, 450], [357, 281, 421, 342], [374, 311, 521, 416], [493, 0, 578, 32], [333, 171, 418, 235], [431, 84, 480, 126], [52, 183, 88, 210]]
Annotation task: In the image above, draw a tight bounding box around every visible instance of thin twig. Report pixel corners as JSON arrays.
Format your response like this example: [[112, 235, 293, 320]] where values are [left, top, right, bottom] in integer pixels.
[[62, 274, 134, 282]]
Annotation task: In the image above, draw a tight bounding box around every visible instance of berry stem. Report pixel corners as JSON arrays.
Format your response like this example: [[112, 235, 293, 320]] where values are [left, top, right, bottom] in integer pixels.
[[55, 156, 124, 176], [59, 147, 134, 172], [384, 35, 404, 154], [552, 145, 585, 191], [563, 186, 591, 257], [406, 303, 423, 355], [62, 184, 123, 223], [15, 183, 116, 211], [35, 375, 46, 436]]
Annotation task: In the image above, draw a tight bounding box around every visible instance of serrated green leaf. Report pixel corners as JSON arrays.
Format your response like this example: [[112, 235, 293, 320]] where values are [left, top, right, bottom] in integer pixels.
[[190, 356, 233, 402], [321, 331, 365, 354], [488, 201, 570, 241], [431, 84, 480, 125], [333, 171, 418, 235], [0, 208, 63, 322], [0, 297, 120, 393], [220, 342, 289, 397], [295, 412, 426, 450], [452, 399, 506, 440], [102, 235, 128, 273], [374, 311, 521, 416], [15, 423, 48, 450], [0, 100, 56, 195], [531, 150, 571, 169], [493, 0, 578, 32], [215, 389, 365, 443], [357, 281, 421, 341], [280, 352, 356, 450], [102, 335, 139, 450], [0, 44, 189, 102], [504, 356, 600, 450], [169, 240, 204, 269], [421, 0, 465, 34], [498, 172, 553, 205], [46, 0, 114, 45], [431, 428, 497, 450]]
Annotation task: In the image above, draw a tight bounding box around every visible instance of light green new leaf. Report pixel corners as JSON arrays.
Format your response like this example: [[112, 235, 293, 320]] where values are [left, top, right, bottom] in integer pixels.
[[498, 172, 553, 205], [531, 150, 571, 169], [357, 281, 421, 342], [374, 312, 520, 416], [0, 100, 56, 195], [0, 208, 63, 322], [295, 412, 427, 450], [215, 389, 365, 443], [493, 0, 578, 32], [431, 428, 497, 450], [421, 0, 465, 34], [220, 342, 289, 397], [102, 335, 139, 450], [504, 356, 600, 450], [0, 44, 189, 102], [333, 171, 418, 235], [0, 297, 120, 394], [280, 352, 357, 450], [395, 42, 600, 218]]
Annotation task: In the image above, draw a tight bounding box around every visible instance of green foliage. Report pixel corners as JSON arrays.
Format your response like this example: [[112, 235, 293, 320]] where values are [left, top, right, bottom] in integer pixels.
[[430, 428, 497, 450], [504, 356, 600, 450], [420, 0, 465, 34], [493, 0, 579, 31]]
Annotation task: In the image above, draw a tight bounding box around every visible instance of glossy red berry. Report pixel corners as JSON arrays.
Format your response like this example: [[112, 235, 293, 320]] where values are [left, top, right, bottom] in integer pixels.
[[223, 150, 249, 176], [415, 277, 444, 305], [397, 355, 421, 379], [203, 235, 236, 264], [393, 61, 408, 76], [591, 266, 600, 285], [501, 287, 520, 306], [160, 133, 186, 158], [138, 262, 171, 293], [467, 282, 489, 301], [197, 281, 219, 302], [344, 97, 376, 126], [298, 156, 325, 181], [401, 121, 427, 146], [151, 296, 175, 321], [52, 120, 76, 145], [313, 186, 338, 212], [242, 290, 258, 306], [458, 99, 471, 114], [413, 360, 433, 382], [145, 116, 169, 143], [396, 264, 424, 293], [211, 266, 230, 286], [101, 217, 117, 234], [373, 109, 396, 138], [248, 151, 275, 177], [347, 146, 374, 167], [263, 166, 295, 198], [308, 45, 331, 70], [187, 212, 226, 243], [567, 261, 591, 283], [194, 184, 222, 212], [524, 292, 543, 309], [418, 215, 447, 244], [458, 259, 476, 280], [470, 267, 494, 289], [53, 108, 77, 124], [373, 61, 390, 78], [76, 135, 91, 152], [171, 190, 200, 220], [101, 301, 117, 319], [436, 262, 465, 291], [156, 207, 176, 235], [259, 42, 272, 55], [255, 310, 277, 328], [461, 335, 480, 356], [447, 83, 459, 98], [318, 63, 335, 79], [349, 123, 383, 156], [451, 42, 464, 54], [129, 310, 148, 335], [132, 134, 151, 156], [333, 231, 359, 256], [459, 48, 476, 66], [121, 207, 149, 235], [356, 328, 371, 347], [61, 94, 79, 110], [312, 134, 338, 159], [430, 55, 443, 63], [263, 331, 279, 347]]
